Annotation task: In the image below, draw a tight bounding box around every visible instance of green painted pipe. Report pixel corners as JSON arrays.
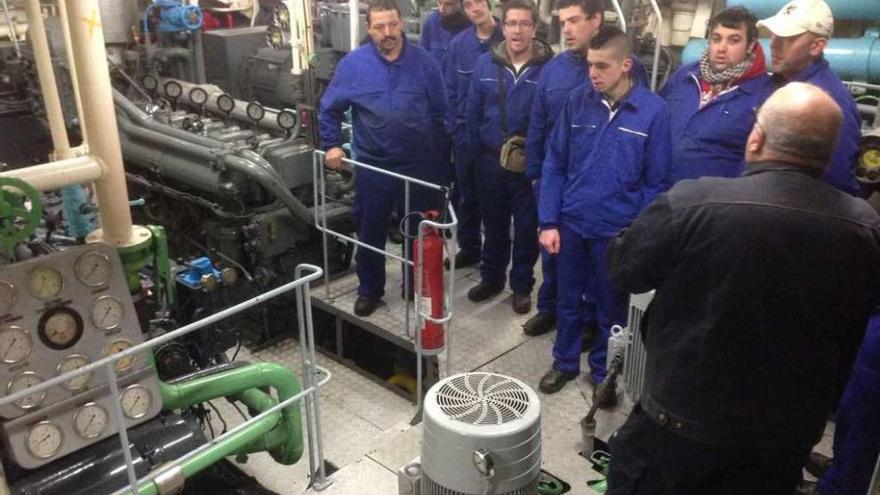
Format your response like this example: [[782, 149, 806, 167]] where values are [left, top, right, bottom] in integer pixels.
[[159, 362, 304, 463]]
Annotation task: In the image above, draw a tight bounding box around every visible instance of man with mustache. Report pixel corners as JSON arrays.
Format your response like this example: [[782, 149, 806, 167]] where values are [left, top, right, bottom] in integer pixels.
[[319, 0, 449, 317], [421, 0, 471, 68], [464, 0, 552, 315], [758, 0, 862, 195]]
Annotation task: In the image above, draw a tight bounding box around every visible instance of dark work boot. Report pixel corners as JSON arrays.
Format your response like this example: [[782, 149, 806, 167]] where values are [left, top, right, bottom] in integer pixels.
[[805, 452, 833, 479], [467, 281, 503, 302], [512, 292, 531, 314], [539, 369, 578, 394], [523, 312, 556, 336], [354, 295, 382, 317]]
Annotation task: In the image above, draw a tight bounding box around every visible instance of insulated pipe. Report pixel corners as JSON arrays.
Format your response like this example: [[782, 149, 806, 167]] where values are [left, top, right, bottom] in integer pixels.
[[1, 0, 21, 57], [349, 0, 358, 51], [682, 37, 880, 84], [648, 0, 663, 91], [538, 0, 551, 28], [193, 30, 207, 84], [66, 0, 134, 246], [0, 155, 103, 191], [155, 47, 196, 82], [57, 0, 87, 143], [726, 0, 880, 20], [22, 0, 73, 159]]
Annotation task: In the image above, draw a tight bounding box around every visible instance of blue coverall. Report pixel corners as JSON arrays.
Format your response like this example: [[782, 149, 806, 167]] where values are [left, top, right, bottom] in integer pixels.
[[319, 38, 448, 299], [466, 40, 553, 294], [660, 61, 775, 183], [526, 52, 650, 318], [819, 312, 880, 495], [540, 84, 671, 382], [420, 10, 470, 69], [444, 22, 503, 259], [783, 58, 863, 196]]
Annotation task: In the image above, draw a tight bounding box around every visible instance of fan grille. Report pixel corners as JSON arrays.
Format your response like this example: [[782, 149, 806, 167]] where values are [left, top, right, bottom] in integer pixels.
[[434, 373, 530, 425]]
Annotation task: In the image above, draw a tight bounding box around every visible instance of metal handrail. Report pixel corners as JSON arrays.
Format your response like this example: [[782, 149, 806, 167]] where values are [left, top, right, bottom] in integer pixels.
[[0, 264, 333, 493], [648, 0, 663, 91], [312, 150, 459, 413]]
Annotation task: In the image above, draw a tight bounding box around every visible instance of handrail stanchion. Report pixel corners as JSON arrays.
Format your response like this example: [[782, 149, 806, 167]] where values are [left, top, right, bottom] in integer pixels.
[[105, 364, 139, 494], [299, 268, 329, 487]]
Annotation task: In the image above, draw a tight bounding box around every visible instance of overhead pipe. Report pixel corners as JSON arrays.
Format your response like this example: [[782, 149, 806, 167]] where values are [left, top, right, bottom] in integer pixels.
[[682, 37, 880, 84], [66, 0, 135, 246], [609, 0, 626, 33], [57, 0, 87, 143], [349, 0, 358, 51], [0, 155, 103, 191], [726, 0, 880, 20], [1, 0, 21, 58], [648, 0, 663, 90], [154, 47, 196, 82]]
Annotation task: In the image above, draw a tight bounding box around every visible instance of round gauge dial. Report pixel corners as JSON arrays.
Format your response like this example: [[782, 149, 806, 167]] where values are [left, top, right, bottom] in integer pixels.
[[8, 372, 45, 410], [142, 75, 158, 92], [164, 80, 183, 99], [189, 87, 208, 106], [0, 326, 31, 364], [28, 266, 63, 299], [57, 355, 91, 391], [26, 421, 63, 459], [74, 251, 112, 288], [104, 339, 135, 372], [267, 26, 284, 49], [90, 296, 124, 331], [120, 384, 152, 419], [73, 403, 108, 439], [38, 307, 84, 350], [216, 94, 235, 114], [246, 102, 265, 121], [277, 109, 296, 130], [277, 5, 290, 27], [0, 280, 16, 314]]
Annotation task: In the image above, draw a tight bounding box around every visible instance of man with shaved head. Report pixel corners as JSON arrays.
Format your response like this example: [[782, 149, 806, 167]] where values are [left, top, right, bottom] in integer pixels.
[[604, 83, 880, 495]]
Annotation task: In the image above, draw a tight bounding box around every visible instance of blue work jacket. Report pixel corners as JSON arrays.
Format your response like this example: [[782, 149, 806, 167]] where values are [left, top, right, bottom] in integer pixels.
[[660, 62, 775, 183], [465, 40, 553, 158], [540, 84, 672, 239], [785, 58, 863, 196], [420, 10, 470, 70], [526, 50, 651, 180], [318, 38, 448, 166], [443, 22, 503, 135]]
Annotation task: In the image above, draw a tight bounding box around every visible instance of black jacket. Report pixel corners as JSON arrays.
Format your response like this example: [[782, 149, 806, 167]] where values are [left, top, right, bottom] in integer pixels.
[[608, 162, 880, 449]]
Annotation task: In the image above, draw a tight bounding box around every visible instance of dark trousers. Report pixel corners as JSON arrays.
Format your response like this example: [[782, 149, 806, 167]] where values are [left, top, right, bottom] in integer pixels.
[[476, 152, 538, 293], [453, 132, 482, 257], [553, 226, 626, 381], [353, 163, 438, 298], [607, 406, 810, 495]]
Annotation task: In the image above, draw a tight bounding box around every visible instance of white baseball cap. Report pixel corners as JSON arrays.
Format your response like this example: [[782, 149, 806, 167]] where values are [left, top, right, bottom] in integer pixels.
[[757, 0, 834, 38]]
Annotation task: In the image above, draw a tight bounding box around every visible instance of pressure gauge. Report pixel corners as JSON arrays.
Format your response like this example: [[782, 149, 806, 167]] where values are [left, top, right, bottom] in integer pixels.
[[0, 326, 31, 364], [38, 307, 84, 350], [246, 102, 265, 122], [267, 26, 284, 49], [28, 266, 63, 299], [57, 355, 91, 391], [74, 251, 112, 288], [120, 384, 152, 419], [189, 87, 208, 106], [142, 75, 158, 92], [164, 80, 183, 100], [216, 94, 235, 114], [7, 372, 45, 410], [277, 109, 296, 131], [73, 403, 108, 439], [276, 4, 290, 28], [89, 296, 124, 331], [26, 421, 63, 459], [0, 280, 16, 314], [104, 339, 135, 372]]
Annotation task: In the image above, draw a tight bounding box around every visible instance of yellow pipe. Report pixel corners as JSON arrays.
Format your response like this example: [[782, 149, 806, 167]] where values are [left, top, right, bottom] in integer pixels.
[[0, 155, 104, 191], [57, 0, 88, 144], [22, 0, 73, 159], [65, 0, 135, 246]]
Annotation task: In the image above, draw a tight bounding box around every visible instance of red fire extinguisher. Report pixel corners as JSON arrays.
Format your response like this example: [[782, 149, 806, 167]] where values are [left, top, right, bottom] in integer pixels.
[[413, 210, 445, 354]]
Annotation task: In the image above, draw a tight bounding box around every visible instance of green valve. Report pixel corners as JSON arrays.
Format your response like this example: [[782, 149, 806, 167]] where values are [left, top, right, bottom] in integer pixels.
[[0, 177, 42, 251], [537, 472, 564, 495]]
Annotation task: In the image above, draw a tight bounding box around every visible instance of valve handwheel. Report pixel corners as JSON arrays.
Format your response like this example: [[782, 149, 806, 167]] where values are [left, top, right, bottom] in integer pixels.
[[0, 177, 42, 249]]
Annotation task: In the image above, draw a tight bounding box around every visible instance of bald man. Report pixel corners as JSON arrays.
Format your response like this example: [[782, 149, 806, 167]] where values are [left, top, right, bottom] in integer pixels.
[[604, 83, 880, 495]]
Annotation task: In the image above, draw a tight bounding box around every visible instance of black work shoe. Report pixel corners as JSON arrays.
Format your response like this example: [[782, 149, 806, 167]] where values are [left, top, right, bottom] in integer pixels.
[[354, 295, 382, 317], [512, 292, 531, 314], [467, 282, 503, 302], [523, 312, 555, 335], [581, 322, 598, 353], [444, 250, 481, 270], [805, 452, 833, 479], [794, 481, 821, 495], [539, 369, 578, 394]]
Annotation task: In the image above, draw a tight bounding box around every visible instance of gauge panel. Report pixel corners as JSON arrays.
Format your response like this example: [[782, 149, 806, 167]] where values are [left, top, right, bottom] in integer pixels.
[[74, 251, 112, 288], [7, 372, 45, 410], [0, 280, 16, 314], [89, 296, 124, 331], [26, 421, 63, 459], [0, 326, 31, 364], [37, 307, 85, 350], [120, 384, 152, 419], [73, 402, 108, 439], [57, 355, 91, 391], [28, 266, 62, 299]]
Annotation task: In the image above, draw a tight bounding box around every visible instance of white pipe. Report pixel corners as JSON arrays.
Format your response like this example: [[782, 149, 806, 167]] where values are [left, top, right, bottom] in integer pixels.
[[66, 0, 135, 246], [0, 155, 103, 191], [22, 0, 73, 159], [57, 0, 88, 144], [648, 0, 663, 91], [538, 0, 552, 27], [609, 0, 627, 33], [1, 0, 21, 57], [349, 0, 358, 51], [285, 0, 303, 75]]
